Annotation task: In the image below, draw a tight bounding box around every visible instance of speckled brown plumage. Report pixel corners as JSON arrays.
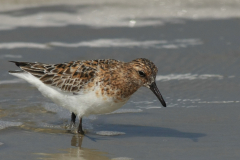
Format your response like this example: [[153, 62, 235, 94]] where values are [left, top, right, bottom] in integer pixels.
[[9, 58, 167, 134], [10, 58, 162, 103]]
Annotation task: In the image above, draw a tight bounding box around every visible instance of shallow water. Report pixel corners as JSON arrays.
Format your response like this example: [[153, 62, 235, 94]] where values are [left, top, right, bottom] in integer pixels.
[[1, 0, 240, 159]]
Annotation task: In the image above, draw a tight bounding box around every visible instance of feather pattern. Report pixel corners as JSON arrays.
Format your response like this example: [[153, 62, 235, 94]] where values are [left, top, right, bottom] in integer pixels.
[[9, 59, 122, 93], [8, 58, 166, 119]]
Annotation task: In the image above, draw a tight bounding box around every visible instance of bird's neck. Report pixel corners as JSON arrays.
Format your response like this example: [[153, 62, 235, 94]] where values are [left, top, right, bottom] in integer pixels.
[[96, 63, 141, 102]]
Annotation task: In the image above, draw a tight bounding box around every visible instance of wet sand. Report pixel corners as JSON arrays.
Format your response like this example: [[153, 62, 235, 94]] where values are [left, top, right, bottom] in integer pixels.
[[0, 0, 240, 159]]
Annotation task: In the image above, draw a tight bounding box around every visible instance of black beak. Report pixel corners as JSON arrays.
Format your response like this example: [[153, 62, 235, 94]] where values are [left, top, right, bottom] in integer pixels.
[[149, 82, 166, 107]]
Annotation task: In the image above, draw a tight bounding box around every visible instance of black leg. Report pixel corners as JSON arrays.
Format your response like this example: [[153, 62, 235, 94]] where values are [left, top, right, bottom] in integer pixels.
[[78, 118, 84, 135], [71, 112, 76, 124]]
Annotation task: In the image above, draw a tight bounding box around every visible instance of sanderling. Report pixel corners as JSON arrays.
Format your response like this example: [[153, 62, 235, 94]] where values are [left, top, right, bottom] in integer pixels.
[[9, 58, 166, 134]]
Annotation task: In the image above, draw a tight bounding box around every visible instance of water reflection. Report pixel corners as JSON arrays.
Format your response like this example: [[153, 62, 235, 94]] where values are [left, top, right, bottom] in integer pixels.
[[38, 134, 110, 160]]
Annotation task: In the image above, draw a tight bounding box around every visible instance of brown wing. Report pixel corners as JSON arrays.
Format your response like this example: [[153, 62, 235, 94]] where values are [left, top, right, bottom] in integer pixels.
[[10, 59, 121, 93], [10, 60, 100, 92]]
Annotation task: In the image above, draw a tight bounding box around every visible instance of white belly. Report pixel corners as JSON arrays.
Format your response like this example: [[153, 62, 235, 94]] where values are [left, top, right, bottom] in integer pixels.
[[10, 72, 128, 117], [48, 90, 128, 117]]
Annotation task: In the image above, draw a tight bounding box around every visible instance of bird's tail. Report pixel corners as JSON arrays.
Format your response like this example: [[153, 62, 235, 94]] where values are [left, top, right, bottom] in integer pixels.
[[9, 61, 31, 74]]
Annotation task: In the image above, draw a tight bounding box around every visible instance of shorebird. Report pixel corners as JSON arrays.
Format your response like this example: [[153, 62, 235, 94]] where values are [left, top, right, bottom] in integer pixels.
[[9, 58, 166, 134]]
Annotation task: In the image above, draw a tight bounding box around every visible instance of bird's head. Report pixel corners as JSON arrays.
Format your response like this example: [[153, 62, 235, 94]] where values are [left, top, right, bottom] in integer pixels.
[[129, 58, 166, 107]]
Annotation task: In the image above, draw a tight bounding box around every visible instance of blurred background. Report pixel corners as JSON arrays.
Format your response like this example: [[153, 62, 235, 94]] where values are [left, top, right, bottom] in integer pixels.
[[0, 0, 240, 159]]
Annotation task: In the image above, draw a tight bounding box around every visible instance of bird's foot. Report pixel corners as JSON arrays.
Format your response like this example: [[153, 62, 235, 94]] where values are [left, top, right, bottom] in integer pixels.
[[65, 122, 76, 133], [78, 129, 85, 135], [70, 122, 76, 129]]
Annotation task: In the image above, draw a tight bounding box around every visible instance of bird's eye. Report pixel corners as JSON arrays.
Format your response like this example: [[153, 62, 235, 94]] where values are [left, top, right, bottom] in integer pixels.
[[138, 71, 146, 77]]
